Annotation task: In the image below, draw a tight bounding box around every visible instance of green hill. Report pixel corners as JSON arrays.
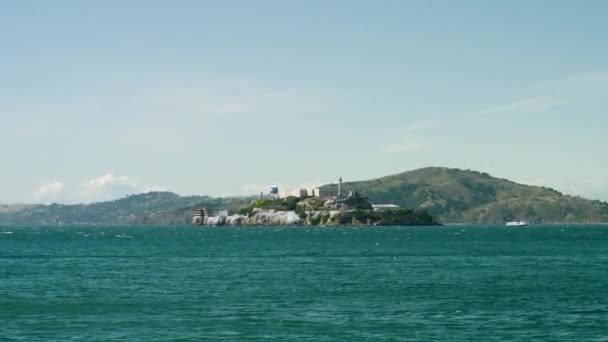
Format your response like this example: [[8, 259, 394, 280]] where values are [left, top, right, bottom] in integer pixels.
[[2, 167, 608, 225], [0, 192, 252, 225], [343, 167, 608, 224]]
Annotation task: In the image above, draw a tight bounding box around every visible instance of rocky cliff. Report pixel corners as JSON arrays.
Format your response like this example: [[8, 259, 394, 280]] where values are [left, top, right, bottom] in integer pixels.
[[201, 208, 439, 226]]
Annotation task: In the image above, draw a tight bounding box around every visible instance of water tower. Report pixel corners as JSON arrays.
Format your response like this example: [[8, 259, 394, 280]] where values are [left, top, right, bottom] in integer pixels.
[[270, 185, 279, 195]]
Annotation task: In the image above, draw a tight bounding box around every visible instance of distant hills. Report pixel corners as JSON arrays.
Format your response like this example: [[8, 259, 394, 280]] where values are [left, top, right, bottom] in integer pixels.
[[2, 167, 608, 225], [344, 167, 608, 224], [0, 192, 251, 226]]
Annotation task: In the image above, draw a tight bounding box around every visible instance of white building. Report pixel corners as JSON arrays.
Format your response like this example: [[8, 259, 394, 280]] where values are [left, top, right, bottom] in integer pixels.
[[307, 187, 316, 197], [280, 178, 343, 200], [280, 188, 309, 199], [313, 184, 339, 199]]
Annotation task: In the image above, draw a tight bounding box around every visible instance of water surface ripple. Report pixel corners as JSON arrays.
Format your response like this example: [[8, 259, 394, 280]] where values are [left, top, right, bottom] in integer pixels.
[[1, 225, 607, 341]]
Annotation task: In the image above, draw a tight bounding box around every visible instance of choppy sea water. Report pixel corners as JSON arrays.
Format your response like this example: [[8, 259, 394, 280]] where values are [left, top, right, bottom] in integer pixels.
[[1, 225, 608, 341]]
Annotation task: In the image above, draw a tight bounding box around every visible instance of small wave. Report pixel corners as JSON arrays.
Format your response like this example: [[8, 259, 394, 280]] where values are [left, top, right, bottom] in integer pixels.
[[114, 234, 134, 239], [0, 231, 13, 235]]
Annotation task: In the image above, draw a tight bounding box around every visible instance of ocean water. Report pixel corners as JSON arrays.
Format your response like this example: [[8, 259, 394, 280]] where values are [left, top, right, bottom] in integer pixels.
[[1, 225, 608, 341]]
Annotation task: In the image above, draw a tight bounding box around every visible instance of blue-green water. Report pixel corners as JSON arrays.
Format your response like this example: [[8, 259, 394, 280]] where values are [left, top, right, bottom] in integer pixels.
[[1, 225, 608, 341]]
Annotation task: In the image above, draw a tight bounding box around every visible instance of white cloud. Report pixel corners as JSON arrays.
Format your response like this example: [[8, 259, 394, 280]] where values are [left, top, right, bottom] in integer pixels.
[[133, 79, 321, 118], [381, 139, 430, 155], [77, 173, 161, 203], [34, 181, 64, 203], [32, 173, 166, 204]]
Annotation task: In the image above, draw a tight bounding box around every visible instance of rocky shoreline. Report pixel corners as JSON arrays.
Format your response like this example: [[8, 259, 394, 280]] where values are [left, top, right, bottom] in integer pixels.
[[201, 208, 441, 227]]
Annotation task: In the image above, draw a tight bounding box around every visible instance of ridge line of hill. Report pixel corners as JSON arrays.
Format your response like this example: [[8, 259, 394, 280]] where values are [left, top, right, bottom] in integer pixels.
[[1, 167, 607, 225]]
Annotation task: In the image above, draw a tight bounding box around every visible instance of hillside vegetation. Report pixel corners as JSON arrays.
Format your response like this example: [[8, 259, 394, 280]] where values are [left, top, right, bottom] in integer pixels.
[[2, 167, 608, 225], [0, 192, 252, 225], [343, 167, 608, 224]]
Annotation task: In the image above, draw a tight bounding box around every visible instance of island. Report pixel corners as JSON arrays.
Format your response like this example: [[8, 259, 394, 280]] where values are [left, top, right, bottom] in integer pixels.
[[192, 181, 440, 227]]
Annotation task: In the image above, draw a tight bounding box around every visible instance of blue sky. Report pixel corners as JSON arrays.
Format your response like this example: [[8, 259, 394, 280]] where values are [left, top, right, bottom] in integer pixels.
[[1, 1, 608, 203]]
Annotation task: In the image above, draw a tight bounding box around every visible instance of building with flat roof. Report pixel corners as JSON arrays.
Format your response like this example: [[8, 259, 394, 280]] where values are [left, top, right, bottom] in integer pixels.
[[192, 208, 209, 225], [280, 188, 309, 199], [314, 184, 339, 199]]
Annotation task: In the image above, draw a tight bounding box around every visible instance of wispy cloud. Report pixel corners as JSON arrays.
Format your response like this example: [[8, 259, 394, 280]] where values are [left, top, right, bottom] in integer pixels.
[[132, 79, 322, 118], [381, 139, 430, 155], [33, 173, 166, 204], [479, 70, 608, 117], [34, 181, 64, 203], [398, 119, 442, 133], [141, 89, 296, 117], [5, 76, 326, 131], [78, 173, 139, 203], [383, 120, 441, 156], [533, 70, 608, 95], [386, 70, 607, 157], [479, 94, 569, 116], [77, 173, 166, 203]]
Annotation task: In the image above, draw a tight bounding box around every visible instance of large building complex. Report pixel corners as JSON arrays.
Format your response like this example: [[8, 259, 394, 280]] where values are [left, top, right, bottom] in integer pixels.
[[313, 184, 339, 199], [279, 188, 309, 199], [279, 177, 344, 200]]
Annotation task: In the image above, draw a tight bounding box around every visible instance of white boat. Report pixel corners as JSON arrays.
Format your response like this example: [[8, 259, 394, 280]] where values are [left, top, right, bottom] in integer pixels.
[[506, 221, 528, 227]]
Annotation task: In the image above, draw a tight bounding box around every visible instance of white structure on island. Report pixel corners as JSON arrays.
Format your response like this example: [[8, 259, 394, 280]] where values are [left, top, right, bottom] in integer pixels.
[[192, 208, 209, 225], [372, 204, 400, 210], [278, 177, 349, 200], [279, 188, 309, 199], [312, 184, 338, 200]]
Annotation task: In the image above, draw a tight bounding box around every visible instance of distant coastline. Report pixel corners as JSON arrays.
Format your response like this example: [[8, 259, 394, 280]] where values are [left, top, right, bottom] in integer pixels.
[[196, 208, 441, 227], [2, 167, 608, 226]]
